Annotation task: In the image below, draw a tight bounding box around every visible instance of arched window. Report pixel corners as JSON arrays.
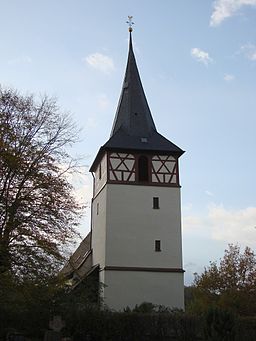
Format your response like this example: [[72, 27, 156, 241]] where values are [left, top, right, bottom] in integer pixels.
[[138, 155, 149, 182]]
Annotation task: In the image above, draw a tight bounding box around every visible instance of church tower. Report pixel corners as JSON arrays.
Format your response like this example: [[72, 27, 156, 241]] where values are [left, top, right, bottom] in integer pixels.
[[90, 26, 185, 310]]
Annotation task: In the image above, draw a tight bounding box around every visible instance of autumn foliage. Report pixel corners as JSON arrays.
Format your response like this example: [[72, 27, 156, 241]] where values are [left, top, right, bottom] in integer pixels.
[[0, 87, 83, 280], [188, 244, 256, 316]]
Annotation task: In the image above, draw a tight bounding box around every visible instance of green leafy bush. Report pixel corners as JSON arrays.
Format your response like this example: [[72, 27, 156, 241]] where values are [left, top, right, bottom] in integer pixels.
[[204, 307, 236, 341]]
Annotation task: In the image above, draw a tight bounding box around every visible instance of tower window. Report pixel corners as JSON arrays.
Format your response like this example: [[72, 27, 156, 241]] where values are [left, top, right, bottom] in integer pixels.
[[155, 240, 161, 252], [138, 156, 149, 182], [153, 197, 159, 209], [96, 203, 99, 215]]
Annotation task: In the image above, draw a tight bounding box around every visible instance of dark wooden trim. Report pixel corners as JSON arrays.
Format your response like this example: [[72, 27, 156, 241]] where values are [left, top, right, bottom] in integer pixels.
[[105, 147, 183, 158], [104, 266, 185, 273], [107, 151, 110, 182], [176, 159, 180, 186], [92, 181, 181, 202], [106, 180, 181, 188]]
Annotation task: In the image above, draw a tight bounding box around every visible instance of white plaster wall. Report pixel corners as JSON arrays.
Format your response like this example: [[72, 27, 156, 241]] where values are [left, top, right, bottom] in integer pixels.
[[103, 270, 184, 311], [91, 186, 107, 268], [105, 184, 183, 269], [91, 182, 184, 310]]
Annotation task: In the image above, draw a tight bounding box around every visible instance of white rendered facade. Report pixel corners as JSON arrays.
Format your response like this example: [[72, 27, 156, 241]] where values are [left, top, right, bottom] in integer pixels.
[[91, 153, 184, 310]]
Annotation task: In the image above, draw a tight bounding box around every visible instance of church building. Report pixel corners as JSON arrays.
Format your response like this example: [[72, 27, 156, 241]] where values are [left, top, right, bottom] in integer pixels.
[[63, 24, 185, 311]]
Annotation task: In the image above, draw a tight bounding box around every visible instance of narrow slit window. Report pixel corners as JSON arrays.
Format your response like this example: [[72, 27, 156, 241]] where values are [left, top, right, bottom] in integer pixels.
[[99, 163, 102, 180], [96, 203, 99, 215], [153, 197, 159, 209], [155, 240, 161, 252], [138, 156, 149, 182]]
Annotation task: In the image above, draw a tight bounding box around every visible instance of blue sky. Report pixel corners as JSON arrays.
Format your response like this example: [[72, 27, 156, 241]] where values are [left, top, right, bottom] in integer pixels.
[[1, 0, 256, 284]]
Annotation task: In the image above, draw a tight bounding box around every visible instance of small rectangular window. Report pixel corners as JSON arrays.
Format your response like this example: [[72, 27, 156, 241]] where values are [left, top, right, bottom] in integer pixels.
[[153, 197, 159, 209], [155, 240, 161, 252], [96, 203, 99, 215]]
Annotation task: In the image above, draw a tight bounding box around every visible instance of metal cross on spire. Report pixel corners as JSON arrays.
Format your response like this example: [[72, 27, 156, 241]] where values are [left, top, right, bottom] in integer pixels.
[[126, 16, 134, 32]]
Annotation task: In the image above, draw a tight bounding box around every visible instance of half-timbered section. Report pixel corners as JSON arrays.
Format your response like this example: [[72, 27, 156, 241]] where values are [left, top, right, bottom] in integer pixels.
[[151, 154, 178, 185], [105, 152, 179, 186], [108, 152, 136, 182]]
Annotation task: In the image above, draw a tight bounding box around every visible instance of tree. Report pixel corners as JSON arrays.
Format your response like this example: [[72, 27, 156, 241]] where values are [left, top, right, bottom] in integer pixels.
[[0, 86, 84, 280], [190, 244, 256, 316]]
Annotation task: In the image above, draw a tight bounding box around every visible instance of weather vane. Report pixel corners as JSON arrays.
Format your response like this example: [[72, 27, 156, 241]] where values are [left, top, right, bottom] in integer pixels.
[[126, 16, 134, 32]]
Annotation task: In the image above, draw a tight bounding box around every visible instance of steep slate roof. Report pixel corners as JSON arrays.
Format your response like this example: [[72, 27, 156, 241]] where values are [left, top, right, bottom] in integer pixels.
[[90, 32, 184, 172], [110, 33, 156, 137]]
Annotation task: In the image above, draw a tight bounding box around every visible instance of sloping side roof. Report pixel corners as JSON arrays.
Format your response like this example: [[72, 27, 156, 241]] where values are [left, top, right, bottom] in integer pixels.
[[61, 232, 92, 279]]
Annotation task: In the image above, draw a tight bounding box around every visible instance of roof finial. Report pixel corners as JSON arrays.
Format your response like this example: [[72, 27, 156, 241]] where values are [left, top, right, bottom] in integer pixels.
[[126, 16, 134, 32]]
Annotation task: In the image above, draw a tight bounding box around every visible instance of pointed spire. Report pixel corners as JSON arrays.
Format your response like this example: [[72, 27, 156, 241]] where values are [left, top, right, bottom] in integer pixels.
[[110, 24, 156, 137], [90, 22, 184, 172]]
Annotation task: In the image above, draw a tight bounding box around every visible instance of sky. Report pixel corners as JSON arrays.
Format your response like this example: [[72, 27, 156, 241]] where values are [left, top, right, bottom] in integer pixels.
[[0, 0, 256, 284]]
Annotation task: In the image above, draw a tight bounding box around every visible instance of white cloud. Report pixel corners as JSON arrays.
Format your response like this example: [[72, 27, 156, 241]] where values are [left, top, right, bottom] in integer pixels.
[[84, 53, 114, 74], [8, 55, 32, 65], [240, 43, 256, 60], [183, 204, 256, 248], [59, 165, 92, 206], [97, 93, 110, 110], [65, 169, 93, 238], [183, 203, 193, 212], [205, 190, 214, 196], [210, 0, 256, 26], [183, 215, 204, 230], [86, 116, 98, 129], [224, 73, 235, 81], [191, 48, 213, 65], [70, 170, 92, 205]]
